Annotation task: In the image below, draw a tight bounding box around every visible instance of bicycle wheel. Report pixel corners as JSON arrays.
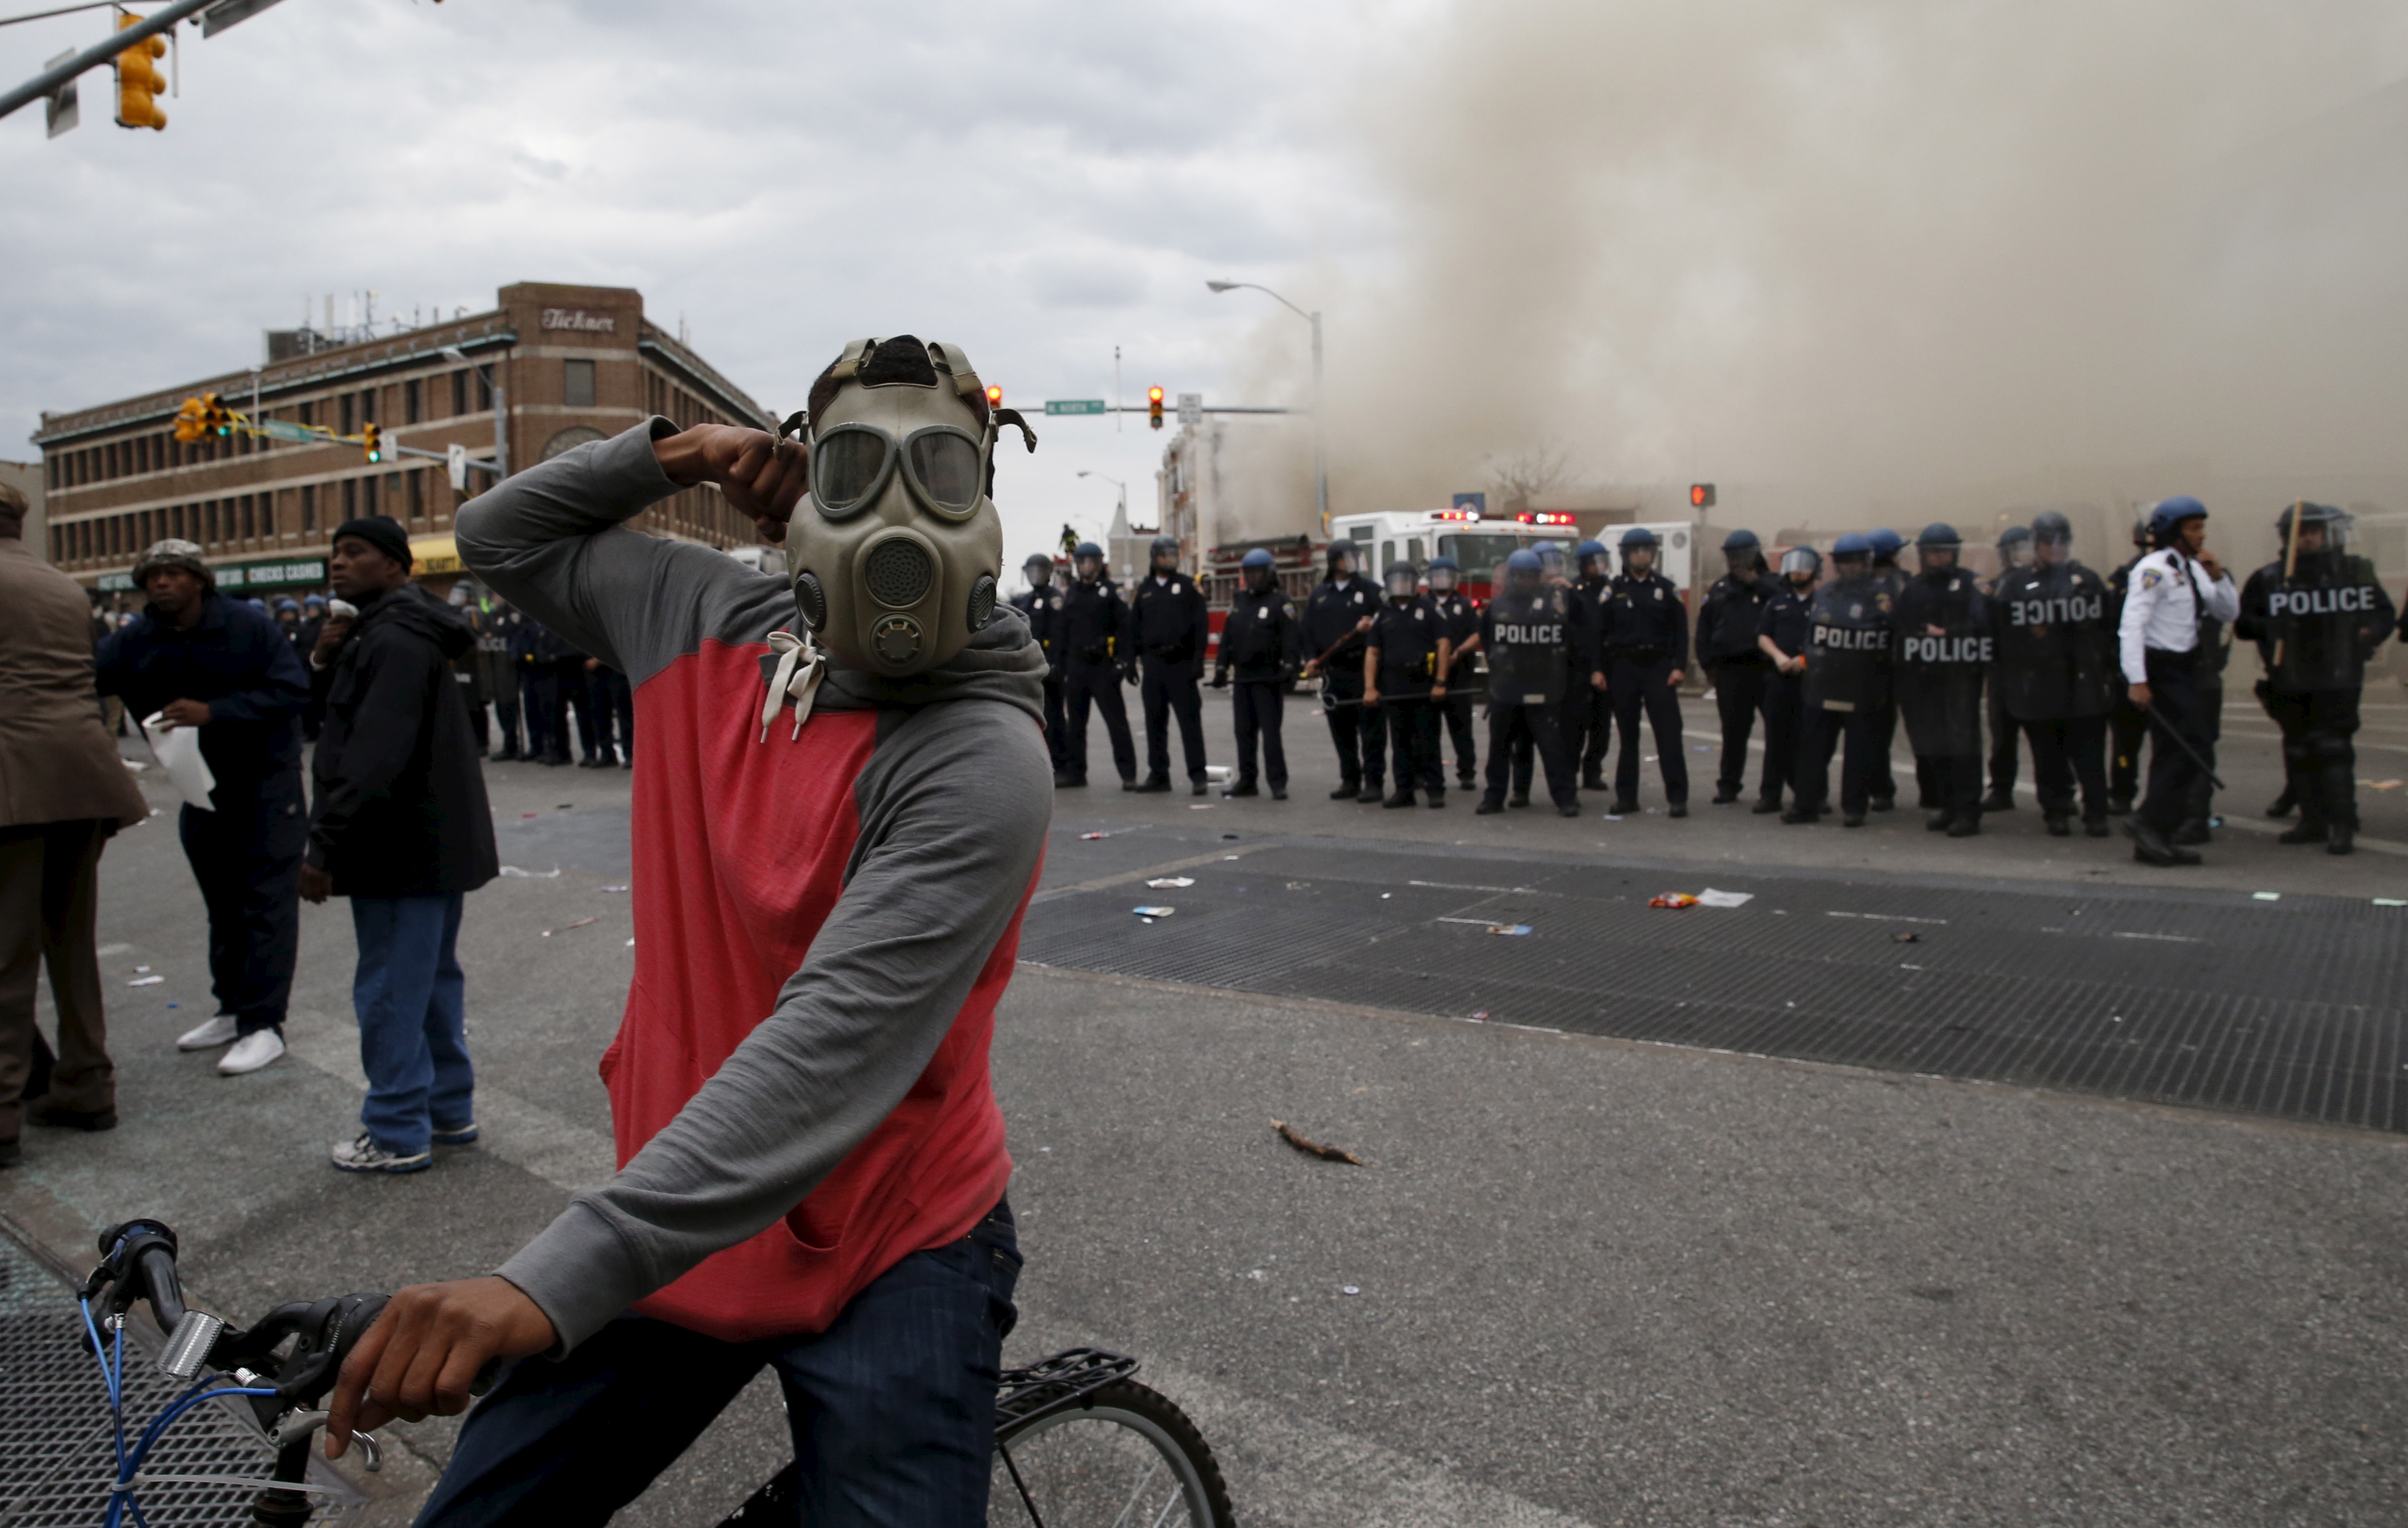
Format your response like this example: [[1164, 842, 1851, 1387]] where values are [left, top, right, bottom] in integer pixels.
[[990, 1378, 1235, 1528]]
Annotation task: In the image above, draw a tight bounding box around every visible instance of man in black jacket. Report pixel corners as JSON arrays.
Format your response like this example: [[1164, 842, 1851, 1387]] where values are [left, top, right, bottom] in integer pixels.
[[1212, 548, 1300, 798], [96, 540, 312, 1078], [300, 517, 499, 1174], [1301, 542, 1385, 802], [1055, 541, 1138, 789], [1129, 535, 1211, 795], [1597, 526, 1691, 816], [1695, 529, 1778, 805], [1011, 553, 1069, 775]]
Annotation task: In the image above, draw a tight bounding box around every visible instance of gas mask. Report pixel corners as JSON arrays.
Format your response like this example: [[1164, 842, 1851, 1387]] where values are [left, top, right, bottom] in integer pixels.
[[781, 337, 1035, 678]]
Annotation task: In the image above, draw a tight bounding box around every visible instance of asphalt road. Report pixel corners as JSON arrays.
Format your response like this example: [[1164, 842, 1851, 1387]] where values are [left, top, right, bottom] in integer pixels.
[[5, 690, 2405, 1526]]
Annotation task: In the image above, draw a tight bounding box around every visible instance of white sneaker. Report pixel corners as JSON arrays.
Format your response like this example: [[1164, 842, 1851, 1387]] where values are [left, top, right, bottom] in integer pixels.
[[176, 1014, 238, 1051], [330, 1131, 431, 1174], [216, 1029, 285, 1075]]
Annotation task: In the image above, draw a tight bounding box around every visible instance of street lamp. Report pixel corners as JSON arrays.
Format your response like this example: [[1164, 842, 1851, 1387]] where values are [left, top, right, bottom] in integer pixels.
[[1207, 279, 1327, 534], [440, 344, 508, 479]]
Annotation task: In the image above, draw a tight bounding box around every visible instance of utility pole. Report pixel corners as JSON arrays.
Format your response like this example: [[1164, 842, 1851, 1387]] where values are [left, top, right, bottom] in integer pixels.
[[1114, 345, 1122, 434]]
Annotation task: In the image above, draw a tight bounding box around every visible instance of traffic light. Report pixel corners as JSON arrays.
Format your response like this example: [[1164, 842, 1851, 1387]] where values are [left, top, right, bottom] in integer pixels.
[[985, 384, 1003, 408], [362, 423, 383, 464], [1147, 386, 1165, 431], [1690, 483, 1716, 510], [201, 394, 232, 438], [172, 397, 208, 443], [114, 15, 167, 131]]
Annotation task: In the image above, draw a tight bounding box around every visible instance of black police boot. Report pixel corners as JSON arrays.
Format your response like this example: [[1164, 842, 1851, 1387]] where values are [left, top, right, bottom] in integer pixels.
[[1476, 797, 1505, 815], [1926, 808, 1955, 832], [2106, 793, 2134, 816], [1979, 789, 2016, 812], [1668, 802, 1689, 819], [1191, 777, 1209, 796], [2171, 817, 2211, 846], [1357, 784, 1386, 804], [495, 744, 520, 762], [1426, 790, 1447, 809], [1780, 802, 1817, 824], [1947, 812, 1982, 838], [1270, 785, 1288, 801], [1842, 811, 1866, 827], [2125, 817, 2201, 866], [1119, 777, 1139, 791], [1132, 776, 1172, 794], [2084, 813, 2111, 838], [1382, 789, 1417, 809], [1507, 792, 1530, 809], [2329, 823, 2357, 856], [1869, 795, 1895, 813], [1053, 770, 1087, 789], [1712, 786, 1740, 805], [1752, 795, 1783, 814], [1582, 771, 1607, 792], [1330, 779, 1361, 801], [2265, 786, 2297, 819], [1224, 779, 1259, 798], [1609, 798, 1639, 815], [2278, 818, 2329, 846], [2045, 814, 2070, 837], [1458, 772, 1478, 792]]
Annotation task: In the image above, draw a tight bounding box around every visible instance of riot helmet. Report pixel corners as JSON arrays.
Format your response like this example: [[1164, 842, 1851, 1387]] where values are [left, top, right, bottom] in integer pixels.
[[1502, 548, 1544, 599], [2276, 500, 2350, 557], [1149, 534, 1180, 575], [1997, 524, 2034, 570], [1915, 522, 1961, 576], [1532, 540, 1567, 581], [1427, 554, 1461, 593], [1830, 531, 1872, 575], [2030, 510, 2075, 566], [1867, 528, 1906, 565], [1241, 546, 1277, 593], [1022, 552, 1054, 589], [1779, 545, 1821, 588], [1619, 525, 1659, 576], [1326, 540, 1359, 579], [787, 335, 1031, 677], [2146, 496, 2207, 549], [1721, 527, 1763, 577], [2130, 511, 2152, 550], [1574, 539, 1612, 580], [1073, 540, 1105, 582], [1384, 561, 1421, 602]]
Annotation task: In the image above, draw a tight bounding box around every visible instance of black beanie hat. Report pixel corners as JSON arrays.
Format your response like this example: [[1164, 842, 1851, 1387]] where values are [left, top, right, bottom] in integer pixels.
[[333, 515, 412, 569]]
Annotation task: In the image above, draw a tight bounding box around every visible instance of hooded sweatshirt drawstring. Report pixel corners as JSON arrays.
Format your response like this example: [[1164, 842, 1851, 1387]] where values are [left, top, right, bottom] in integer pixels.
[[760, 629, 826, 741]]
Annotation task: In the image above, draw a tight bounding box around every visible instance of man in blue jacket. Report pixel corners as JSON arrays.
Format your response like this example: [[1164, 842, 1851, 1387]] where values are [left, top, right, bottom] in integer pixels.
[[96, 540, 312, 1077]]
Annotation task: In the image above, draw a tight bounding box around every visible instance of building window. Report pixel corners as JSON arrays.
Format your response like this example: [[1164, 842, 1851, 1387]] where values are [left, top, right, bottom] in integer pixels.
[[343, 479, 357, 520], [301, 484, 316, 532], [339, 393, 355, 435], [451, 369, 467, 417], [564, 359, 596, 408], [406, 378, 422, 425], [476, 367, 493, 411], [298, 399, 314, 429], [261, 492, 277, 539], [364, 475, 379, 517], [409, 469, 424, 524]]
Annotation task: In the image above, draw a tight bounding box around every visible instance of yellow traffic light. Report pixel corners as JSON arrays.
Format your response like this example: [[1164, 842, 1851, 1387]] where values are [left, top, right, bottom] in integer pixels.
[[1147, 386, 1165, 431], [172, 397, 207, 443], [201, 393, 232, 438], [363, 423, 383, 464], [114, 16, 166, 132]]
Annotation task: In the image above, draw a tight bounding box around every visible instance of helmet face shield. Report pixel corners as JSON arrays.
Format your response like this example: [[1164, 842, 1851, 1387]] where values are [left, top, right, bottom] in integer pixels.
[[1384, 563, 1420, 598], [1780, 546, 1820, 581], [1428, 563, 1458, 592]]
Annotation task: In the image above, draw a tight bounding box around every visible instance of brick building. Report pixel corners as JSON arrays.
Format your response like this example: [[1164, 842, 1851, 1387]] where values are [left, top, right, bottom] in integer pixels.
[[32, 281, 775, 596]]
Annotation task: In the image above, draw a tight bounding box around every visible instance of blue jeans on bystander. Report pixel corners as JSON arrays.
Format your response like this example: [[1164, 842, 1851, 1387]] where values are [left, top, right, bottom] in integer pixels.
[[349, 892, 472, 1156]]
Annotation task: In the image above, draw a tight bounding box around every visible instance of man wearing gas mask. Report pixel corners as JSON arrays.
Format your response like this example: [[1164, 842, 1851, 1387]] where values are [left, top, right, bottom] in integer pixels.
[[1011, 552, 1070, 776], [342, 336, 1052, 1526], [1057, 540, 1140, 789], [1129, 534, 1212, 795]]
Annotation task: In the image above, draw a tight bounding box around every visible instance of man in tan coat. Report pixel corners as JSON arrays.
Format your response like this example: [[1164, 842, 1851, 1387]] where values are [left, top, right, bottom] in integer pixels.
[[0, 482, 149, 1163]]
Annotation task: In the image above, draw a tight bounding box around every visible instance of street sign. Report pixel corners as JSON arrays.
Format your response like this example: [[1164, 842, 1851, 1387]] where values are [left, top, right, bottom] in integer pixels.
[[1177, 393, 1203, 426], [448, 443, 469, 492], [1044, 400, 1108, 416], [1453, 492, 1486, 516], [42, 51, 76, 137], [256, 419, 323, 444]]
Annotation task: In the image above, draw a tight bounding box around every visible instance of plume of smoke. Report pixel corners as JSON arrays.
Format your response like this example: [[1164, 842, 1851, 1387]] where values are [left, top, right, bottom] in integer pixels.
[[1240, 0, 2408, 544]]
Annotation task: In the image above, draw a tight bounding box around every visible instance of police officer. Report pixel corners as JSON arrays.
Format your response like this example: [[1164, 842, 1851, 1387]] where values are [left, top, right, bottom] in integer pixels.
[[1865, 527, 1908, 811], [1979, 525, 2035, 812], [1892, 524, 1991, 836], [1754, 546, 1820, 814], [1213, 548, 1301, 799], [1011, 552, 1069, 776], [1569, 540, 1616, 787], [1476, 549, 1582, 818], [1056, 540, 1139, 790], [1129, 534, 1211, 795], [2235, 503, 2393, 856], [1786, 534, 1889, 826], [2118, 498, 2240, 865], [1425, 555, 1483, 790], [2103, 512, 2153, 815], [1597, 526, 1690, 816], [1994, 511, 2119, 839], [1364, 561, 1449, 807], [1696, 528, 1779, 806], [1302, 541, 1386, 802], [1508, 540, 1593, 805]]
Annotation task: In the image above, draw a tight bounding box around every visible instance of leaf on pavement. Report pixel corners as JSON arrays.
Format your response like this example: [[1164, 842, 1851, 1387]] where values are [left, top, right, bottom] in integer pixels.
[[1273, 1119, 1364, 1165]]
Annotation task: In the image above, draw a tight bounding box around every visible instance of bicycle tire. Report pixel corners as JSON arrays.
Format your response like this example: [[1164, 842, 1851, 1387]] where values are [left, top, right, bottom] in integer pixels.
[[991, 1378, 1235, 1528]]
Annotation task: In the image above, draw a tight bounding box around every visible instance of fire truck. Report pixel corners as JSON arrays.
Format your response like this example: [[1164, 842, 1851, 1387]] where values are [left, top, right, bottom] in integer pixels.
[[1329, 508, 1700, 598]]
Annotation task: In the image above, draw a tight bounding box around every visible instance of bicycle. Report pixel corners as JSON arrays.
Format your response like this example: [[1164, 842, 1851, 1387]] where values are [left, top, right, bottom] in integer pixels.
[[73, 1217, 1236, 1527]]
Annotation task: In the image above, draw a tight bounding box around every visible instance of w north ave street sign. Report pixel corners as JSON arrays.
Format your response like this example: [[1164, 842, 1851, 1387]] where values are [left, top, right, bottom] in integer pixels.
[[1044, 400, 1108, 416]]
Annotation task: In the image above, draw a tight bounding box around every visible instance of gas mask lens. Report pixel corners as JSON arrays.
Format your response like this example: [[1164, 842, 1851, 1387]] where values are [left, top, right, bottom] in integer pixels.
[[811, 422, 986, 521]]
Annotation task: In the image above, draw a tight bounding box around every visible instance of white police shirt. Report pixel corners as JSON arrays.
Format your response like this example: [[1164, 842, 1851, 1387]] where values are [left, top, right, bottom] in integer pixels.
[[2117, 547, 2238, 683]]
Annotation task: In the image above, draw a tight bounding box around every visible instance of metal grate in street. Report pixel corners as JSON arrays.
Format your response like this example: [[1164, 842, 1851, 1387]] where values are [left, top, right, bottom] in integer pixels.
[[1019, 829, 2408, 1134], [0, 1227, 353, 1527]]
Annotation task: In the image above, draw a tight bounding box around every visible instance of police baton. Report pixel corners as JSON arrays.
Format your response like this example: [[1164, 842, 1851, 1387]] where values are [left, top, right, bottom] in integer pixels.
[[1319, 686, 1443, 712], [2139, 701, 2227, 792]]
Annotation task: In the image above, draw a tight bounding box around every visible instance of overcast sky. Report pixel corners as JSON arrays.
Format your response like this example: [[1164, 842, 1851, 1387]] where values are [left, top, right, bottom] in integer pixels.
[[1, 0, 1401, 557]]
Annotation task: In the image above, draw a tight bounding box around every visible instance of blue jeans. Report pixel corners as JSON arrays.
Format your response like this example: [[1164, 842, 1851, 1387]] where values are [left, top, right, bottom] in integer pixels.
[[349, 893, 471, 1155], [416, 1201, 1022, 1528]]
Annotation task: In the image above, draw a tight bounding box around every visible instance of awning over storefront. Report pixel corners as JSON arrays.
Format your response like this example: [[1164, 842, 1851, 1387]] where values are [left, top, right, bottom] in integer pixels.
[[410, 535, 464, 576]]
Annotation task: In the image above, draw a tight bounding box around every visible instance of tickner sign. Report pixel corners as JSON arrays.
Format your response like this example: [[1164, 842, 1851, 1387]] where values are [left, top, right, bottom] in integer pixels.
[[98, 555, 326, 593], [541, 308, 617, 333]]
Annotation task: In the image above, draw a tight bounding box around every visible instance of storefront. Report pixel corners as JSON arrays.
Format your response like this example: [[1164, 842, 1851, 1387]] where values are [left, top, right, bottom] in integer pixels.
[[96, 553, 327, 597]]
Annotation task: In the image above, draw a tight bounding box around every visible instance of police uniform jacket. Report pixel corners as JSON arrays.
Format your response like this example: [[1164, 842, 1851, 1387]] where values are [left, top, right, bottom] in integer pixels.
[[1757, 584, 1812, 662], [1601, 572, 1690, 666], [1216, 584, 1301, 684], [1010, 583, 1064, 670], [1303, 574, 1383, 678], [1696, 572, 1777, 666], [1130, 570, 1208, 665], [1058, 578, 1130, 667], [1368, 595, 1444, 690]]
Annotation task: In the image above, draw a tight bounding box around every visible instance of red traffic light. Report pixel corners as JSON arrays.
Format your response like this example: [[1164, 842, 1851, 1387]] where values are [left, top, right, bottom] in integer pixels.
[[1690, 483, 1716, 509]]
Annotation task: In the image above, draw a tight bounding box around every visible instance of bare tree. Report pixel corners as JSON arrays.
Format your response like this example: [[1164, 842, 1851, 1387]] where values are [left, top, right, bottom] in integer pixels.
[[1486, 441, 1572, 512]]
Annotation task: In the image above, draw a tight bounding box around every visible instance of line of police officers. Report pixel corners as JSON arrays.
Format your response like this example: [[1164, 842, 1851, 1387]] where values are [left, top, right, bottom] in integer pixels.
[[1015, 497, 2398, 861]]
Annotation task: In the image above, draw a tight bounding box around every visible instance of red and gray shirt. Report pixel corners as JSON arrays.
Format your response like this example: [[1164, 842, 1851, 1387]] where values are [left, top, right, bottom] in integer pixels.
[[458, 420, 1052, 1349]]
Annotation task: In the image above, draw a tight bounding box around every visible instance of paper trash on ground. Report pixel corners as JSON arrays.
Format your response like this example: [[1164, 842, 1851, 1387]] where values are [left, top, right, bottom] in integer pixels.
[[1487, 923, 1534, 936], [1696, 889, 1754, 908], [1146, 877, 1195, 889], [140, 713, 217, 811], [498, 865, 562, 879], [1133, 905, 1175, 919], [1648, 893, 1699, 909]]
